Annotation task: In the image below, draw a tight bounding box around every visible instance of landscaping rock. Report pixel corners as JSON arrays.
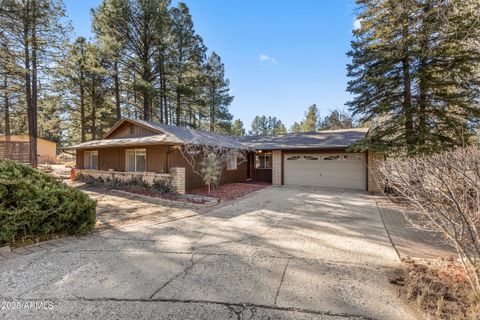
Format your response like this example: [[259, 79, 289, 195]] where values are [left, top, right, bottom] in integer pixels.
[[0, 245, 11, 256]]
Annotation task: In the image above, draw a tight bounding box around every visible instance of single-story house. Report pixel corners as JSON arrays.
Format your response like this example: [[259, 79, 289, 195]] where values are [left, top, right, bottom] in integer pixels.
[[0, 135, 57, 164], [65, 118, 384, 194]]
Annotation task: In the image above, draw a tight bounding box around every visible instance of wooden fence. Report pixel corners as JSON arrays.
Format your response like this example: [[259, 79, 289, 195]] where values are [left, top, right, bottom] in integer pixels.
[[0, 141, 30, 163]]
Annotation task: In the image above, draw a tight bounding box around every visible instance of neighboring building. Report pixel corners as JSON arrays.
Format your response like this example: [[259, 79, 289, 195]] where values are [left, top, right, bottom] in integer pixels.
[[0, 135, 57, 164], [66, 118, 384, 194]]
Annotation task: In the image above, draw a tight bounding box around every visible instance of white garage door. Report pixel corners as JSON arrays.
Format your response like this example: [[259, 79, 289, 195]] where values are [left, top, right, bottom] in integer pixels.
[[284, 153, 366, 190]]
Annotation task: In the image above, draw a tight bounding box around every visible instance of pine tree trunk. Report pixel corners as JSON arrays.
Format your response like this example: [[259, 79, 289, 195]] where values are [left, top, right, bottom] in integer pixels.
[[176, 89, 181, 126], [114, 58, 121, 121], [3, 75, 10, 137], [401, 17, 414, 156], [91, 76, 96, 140], [417, 1, 431, 151], [209, 92, 215, 132], [31, 0, 38, 168], [80, 62, 86, 142]]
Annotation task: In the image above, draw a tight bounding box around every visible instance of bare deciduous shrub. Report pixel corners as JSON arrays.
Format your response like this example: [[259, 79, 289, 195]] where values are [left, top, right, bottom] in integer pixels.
[[379, 147, 480, 298]]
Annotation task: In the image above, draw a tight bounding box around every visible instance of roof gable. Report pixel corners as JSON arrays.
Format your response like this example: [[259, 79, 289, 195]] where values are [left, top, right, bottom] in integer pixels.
[[102, 118, 163, 139]]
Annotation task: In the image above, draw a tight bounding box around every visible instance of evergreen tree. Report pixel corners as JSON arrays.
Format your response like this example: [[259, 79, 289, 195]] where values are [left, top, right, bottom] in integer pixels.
[[91, 0, 129, 121], [250, 115, 286, 135], [348, 0, 480, 155], [319, 110, 354, 130], [204, 52, 233, 132], [290, 122, 302, 133], [302, 104, 320, 132], [0, 0, 70, 166], [231, 119, 245, 136], [170, 3, 206, 126]]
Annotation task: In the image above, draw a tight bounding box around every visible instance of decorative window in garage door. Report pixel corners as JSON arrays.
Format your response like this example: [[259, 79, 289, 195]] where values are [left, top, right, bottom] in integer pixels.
[[286, 155, 301, 160], [322, 155, 341, 161], [303, 155, 319, 160], [342, 155, 363, 161]]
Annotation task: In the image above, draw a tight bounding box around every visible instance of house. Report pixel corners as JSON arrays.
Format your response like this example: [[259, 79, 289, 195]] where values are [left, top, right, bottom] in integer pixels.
[[0, 135, 57, 164], [65, 118, 384, 194]]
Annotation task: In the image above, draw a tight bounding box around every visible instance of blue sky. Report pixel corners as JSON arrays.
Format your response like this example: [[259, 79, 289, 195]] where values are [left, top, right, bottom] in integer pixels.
[[64, 0, 358, 130]]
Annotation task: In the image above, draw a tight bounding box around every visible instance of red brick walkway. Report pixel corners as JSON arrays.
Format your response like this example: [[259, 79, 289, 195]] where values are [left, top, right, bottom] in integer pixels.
[[376, 197, 457, 259]]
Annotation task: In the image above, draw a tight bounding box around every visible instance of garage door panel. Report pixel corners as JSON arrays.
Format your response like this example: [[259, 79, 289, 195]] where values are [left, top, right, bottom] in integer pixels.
[[284, 153, 366, 190]]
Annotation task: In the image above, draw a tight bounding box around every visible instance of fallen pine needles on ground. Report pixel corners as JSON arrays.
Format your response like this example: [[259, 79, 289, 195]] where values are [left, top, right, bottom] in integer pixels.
[[389, 257, 480, 319]]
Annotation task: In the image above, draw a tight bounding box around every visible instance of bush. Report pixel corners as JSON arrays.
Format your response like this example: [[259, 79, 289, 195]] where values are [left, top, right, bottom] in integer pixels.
[[380, 147, 480, 298], [78, 174, 177, 195], [0, 160, 97, 245]]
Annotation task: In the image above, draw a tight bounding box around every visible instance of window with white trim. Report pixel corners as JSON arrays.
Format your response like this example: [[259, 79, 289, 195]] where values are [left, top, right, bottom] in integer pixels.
[[255, 152, 272, 169], [126, 149, 146, 172], [84, 151, 98, 169], [227, 153, 237, 170], [303, 155, 319, 160]]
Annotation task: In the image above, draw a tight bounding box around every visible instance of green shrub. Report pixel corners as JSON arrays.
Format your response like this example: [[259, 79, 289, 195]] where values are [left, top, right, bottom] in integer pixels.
[[78, 173, 177, 195], [0, 160, 97, 245], [152, 178, 176, 195]]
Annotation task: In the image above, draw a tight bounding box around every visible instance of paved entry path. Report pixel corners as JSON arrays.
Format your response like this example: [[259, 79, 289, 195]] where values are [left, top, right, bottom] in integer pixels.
[[376, 197, 457, 259], [0, 186, 419, 320]]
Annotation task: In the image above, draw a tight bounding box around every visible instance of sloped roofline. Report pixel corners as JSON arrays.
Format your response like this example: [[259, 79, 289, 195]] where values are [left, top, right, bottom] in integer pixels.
[[102, 118, 164, 139]]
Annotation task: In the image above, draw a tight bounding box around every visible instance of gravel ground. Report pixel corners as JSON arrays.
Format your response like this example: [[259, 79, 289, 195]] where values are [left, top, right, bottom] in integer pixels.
[[0, 186, 420, 320]]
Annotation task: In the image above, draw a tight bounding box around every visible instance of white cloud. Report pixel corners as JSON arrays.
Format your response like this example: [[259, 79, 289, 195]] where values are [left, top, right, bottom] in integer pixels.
[[353, 18, 362, 30], [259, 54, 278, 64]]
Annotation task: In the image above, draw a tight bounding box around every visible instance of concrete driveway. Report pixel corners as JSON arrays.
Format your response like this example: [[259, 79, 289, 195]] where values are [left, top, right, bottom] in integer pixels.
[[0, 186, 419, 320]]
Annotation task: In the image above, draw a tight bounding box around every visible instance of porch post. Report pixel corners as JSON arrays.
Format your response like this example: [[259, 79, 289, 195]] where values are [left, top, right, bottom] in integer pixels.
[[170, 167, 186, 194], [272, 150, 282, 186]]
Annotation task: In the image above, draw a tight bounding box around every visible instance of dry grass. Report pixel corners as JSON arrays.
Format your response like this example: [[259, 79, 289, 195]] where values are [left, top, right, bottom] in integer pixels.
[[390, 258, 480, 319]]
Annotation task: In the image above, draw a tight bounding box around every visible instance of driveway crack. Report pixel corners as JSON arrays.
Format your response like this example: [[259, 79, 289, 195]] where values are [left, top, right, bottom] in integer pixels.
[[148, 254, 208, 300], [274, 257, 290, 306]]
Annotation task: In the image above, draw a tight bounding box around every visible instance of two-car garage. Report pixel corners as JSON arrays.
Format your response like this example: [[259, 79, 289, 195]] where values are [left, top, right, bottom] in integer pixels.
[[239, 128, 381, 192], [283, 153, 367, 190]]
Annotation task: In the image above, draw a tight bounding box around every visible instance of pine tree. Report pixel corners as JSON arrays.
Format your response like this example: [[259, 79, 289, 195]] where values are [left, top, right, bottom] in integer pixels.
[[250, 115, 286, 135], [0, 0, 69, 166], [231, 119, 245, 136], [290, 122, 302, 133], [92, 0, 129, 121], [170, 3, 206, 126], [348, 0, 480, 155], [204, 52, 233, 132], [200, 153, 220, 194], [302, 104, 320, 132], [319, 110, 354, 130]]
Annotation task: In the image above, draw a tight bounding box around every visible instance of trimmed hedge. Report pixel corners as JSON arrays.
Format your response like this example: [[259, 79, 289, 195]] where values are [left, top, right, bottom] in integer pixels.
[[0, 160, 96, 245]]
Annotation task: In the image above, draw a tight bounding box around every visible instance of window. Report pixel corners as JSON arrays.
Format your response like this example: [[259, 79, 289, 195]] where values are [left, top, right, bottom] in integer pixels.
[[286, 155, 301, 160], [126, 149, 146, 172], [322, 155, 340, 161], [227, 153, 237, 170], [84, 151, 98, 170], [255, 152, 272, 169], [303, 155, 319, 160], [342, 155, 362, 161]]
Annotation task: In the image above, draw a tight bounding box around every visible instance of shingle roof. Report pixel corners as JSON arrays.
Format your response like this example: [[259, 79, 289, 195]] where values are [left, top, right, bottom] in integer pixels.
[[65, 118, 248, 150], [65, 118, 369, 151], [236, 128, 369, 150]]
